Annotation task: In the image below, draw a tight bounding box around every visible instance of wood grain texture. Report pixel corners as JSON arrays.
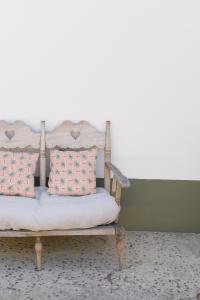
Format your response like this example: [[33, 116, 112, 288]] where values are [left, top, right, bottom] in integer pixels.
[[40, 121, 46, 186], [104, 121, 111, 192], [106, 162, 130, 188], [35, 237, 42, 271], [115, 183, 122, 206], [0, 225, 116, 237], [111, 177, 117, 196], [115, 224, 125, 270], [46, 121, 105, 150], [0, 120, 40, 149]]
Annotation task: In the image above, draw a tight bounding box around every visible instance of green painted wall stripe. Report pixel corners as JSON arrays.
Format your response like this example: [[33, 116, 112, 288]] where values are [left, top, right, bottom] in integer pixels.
[[119, 179, 200, 233]]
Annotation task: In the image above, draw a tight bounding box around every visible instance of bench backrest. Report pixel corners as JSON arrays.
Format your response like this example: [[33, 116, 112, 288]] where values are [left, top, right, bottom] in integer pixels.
[[0, 120, 111, 192], [42, 121, 111, 192], [0, 120, 41, 181]]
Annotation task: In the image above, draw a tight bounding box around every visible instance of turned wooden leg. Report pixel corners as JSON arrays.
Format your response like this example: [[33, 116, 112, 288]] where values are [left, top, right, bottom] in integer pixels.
[[35, 237, 42, 271], [115, 225, 125, 271]]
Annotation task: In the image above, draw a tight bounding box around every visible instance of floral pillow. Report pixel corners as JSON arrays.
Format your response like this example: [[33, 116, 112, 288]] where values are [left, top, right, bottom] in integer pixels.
[[48, 147, 98, 196], [0, 151, 39, 197]]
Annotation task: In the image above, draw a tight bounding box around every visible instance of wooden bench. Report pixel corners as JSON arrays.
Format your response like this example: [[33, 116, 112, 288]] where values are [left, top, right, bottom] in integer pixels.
[[0, 120, 130, 270]]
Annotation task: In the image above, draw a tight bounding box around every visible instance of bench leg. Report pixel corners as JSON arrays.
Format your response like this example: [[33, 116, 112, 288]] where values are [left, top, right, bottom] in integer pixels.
[[35, 237, 42, 271], [115, 226, 125, 271]]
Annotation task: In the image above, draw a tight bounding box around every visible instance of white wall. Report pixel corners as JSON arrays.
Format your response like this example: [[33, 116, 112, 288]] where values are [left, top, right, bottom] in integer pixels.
[[0, 0, 200, 180]]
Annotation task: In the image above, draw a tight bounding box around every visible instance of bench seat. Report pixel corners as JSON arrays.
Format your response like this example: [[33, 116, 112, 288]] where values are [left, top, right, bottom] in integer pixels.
[[0, 188, 120, 231]]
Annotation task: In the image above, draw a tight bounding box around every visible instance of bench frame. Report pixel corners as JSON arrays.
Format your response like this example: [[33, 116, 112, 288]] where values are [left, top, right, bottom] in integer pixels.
[[0, 120, 130, 270]]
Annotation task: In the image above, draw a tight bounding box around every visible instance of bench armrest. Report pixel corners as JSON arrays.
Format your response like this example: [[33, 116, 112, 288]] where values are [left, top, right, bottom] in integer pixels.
[[105, 162, 130, 188]]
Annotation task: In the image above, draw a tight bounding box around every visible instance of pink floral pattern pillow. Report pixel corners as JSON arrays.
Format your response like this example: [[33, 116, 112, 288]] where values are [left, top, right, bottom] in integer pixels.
[[48, 148, 97, 196], [0, 151, 39, 197]]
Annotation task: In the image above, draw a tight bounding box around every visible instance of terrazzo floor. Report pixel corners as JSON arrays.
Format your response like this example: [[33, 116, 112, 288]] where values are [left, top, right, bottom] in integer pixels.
[[0, 232, 200, 300]]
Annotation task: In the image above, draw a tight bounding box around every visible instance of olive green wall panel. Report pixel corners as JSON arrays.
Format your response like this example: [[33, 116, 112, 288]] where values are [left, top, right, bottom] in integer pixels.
[[97, 178, 200, 232], [119, 179, 200, 233]]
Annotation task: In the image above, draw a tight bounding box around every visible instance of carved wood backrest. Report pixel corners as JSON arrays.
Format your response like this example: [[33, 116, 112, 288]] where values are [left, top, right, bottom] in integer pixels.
[[0, 120, 41, 181], [0, 121, 40, 149], [43, 121, 111, 192]]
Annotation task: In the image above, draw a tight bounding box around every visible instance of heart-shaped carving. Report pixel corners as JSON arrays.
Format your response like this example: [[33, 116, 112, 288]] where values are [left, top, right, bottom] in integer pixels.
[[5, 130, 15, 140], [70, 130, 80, 140]]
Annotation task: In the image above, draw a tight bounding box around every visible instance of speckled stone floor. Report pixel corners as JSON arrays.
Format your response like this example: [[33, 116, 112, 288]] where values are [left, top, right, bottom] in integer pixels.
[[0, 232, 200, 300]]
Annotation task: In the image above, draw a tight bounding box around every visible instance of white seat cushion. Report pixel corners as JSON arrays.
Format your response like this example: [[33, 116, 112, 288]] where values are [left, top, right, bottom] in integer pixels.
[[0, 187, 120, 231], [0, 188, 40, 231], [35, 187, 120, 231]]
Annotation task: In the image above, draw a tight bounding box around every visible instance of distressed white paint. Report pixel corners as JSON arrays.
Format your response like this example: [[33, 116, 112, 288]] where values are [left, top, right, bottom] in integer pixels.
[[0, 1, 200, 180]]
